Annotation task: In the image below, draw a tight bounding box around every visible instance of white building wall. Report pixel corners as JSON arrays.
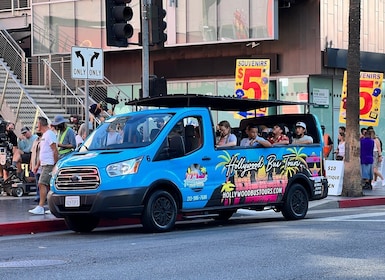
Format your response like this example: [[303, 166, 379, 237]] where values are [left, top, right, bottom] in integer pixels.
[[320, 0, 385, 53]]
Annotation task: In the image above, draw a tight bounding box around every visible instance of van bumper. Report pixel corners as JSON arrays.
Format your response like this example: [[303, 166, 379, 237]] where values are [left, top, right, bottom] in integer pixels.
[[47, 187, 147, 219]]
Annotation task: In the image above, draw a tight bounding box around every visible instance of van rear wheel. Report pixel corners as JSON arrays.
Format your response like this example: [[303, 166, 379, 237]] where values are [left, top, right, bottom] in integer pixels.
[[64, 215, 100, 233], [281, 184, 308, 220], [142, 190, 177, 233]]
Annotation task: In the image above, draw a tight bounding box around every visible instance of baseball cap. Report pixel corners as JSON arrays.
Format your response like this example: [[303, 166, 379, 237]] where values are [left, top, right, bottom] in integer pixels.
[[21, 126, 30, 134], [295, 121, 307, 130]]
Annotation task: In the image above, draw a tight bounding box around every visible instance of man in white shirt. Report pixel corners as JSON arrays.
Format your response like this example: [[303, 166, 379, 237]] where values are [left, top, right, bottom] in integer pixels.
[[291, 121, 313, 144], [29, 117, 58, 215]]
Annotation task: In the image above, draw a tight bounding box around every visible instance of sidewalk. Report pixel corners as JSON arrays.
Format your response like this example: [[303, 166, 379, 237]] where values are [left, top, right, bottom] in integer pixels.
[[1, 186, 385, 236]]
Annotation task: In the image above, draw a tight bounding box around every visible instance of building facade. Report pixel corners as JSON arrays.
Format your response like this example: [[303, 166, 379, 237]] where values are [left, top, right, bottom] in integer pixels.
[[2, 0, 385, 144]]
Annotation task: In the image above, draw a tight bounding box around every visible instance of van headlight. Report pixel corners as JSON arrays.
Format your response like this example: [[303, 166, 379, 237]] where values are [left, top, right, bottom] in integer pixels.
[[106, 157, 143, 177]]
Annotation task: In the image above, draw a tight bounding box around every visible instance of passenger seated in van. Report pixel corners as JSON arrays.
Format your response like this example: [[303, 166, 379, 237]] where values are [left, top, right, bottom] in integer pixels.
[[240, 124, 271, 147], [106, 124, 123, 146], [259, 125, 272, 139], [268, 123, 290, 145], [216, 120, 237, 147], [291, 121, 313, 144]]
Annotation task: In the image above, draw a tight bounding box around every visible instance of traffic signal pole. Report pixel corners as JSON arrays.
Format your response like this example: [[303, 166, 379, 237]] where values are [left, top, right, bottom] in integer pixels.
[[141, 0, 150, 98]]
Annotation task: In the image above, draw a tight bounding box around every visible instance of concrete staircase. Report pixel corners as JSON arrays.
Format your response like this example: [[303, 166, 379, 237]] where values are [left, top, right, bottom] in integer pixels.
[[0, 59, 70, 130]]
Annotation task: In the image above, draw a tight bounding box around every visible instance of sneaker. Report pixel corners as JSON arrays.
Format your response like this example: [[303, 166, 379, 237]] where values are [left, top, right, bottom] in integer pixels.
[[45, 210, 51, 214], [28, 206, 45, 215]]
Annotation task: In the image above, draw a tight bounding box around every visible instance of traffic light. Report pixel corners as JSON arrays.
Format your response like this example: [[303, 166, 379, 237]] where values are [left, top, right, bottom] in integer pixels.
[[105, 0, 134, 47], [149, 0, 167, 47]]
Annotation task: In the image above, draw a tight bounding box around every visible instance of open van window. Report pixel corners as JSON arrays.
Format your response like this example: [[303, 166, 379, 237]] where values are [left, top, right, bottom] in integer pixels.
[[80, 113, 173, 151]]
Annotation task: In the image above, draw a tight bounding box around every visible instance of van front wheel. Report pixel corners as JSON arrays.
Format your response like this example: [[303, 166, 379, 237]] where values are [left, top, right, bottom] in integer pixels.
[[142, 190, 177, 233], [281, 184, 308, 220]]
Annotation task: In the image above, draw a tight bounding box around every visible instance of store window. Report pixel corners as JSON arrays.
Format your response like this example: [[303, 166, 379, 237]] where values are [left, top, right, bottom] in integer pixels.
[[278, 77, 309, 114]]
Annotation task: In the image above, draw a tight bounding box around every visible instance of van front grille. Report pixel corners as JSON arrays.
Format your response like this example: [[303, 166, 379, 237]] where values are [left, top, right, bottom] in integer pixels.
[[55, 167, 100, 190]]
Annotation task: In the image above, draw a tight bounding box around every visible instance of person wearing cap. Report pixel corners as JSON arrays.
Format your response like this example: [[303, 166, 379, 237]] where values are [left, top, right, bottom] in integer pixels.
[[321, 125, 333, 159], [10, 126, 38, 177], [268, 123, 290, 145], [292, 121, 313, 144], [51, 115, 76, 159]]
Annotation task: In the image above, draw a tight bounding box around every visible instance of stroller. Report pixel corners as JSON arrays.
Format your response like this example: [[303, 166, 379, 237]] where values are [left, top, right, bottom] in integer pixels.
[[0, 164, 37, 197]]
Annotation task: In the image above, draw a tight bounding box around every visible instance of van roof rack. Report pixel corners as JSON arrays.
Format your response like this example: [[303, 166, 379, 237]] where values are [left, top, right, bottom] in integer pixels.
[[126, 94, 310, 112]]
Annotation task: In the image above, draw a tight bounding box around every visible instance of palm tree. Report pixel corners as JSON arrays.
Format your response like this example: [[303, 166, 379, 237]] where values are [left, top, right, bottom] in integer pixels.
[[341, 0, 362, 197]]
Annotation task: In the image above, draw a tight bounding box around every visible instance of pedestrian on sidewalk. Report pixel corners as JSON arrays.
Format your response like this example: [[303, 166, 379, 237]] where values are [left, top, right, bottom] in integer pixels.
[[51, 115, 76, 159], [368, 127, 384, 187], [334, 132, 345, 161], [30, 130, 42, 202], [360, 130, 375, 190], [321, 125, 333, 159], [29, 117, 58, 215]]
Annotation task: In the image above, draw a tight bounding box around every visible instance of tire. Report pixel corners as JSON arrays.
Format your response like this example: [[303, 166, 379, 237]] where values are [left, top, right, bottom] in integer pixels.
[[281, 183, 309, 220], [214, 210, 235, 221], [142, 190, 177, 233], [64, 215, 100, 233], [12, 187, 24, 197]]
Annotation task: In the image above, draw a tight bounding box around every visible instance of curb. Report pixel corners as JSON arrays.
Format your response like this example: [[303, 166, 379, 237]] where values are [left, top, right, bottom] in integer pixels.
[[338, 197, 385, 208], [0, 219, 67, 236], [0, 218, 141, 237]]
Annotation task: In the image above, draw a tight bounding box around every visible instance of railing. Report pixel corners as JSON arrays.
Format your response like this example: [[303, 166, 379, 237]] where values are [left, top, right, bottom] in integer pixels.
[[0, 26, 26, 84], [42, 58, 87, 120], [0, 1, 30, 11], [0, 58, 49, 131]]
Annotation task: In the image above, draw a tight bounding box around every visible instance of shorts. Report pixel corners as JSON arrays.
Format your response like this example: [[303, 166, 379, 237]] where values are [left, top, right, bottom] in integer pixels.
[[361, 163, 373, 180], [38, 165, 54, 187], [373, 151, 381, 168], [21, 152, 31, 164]]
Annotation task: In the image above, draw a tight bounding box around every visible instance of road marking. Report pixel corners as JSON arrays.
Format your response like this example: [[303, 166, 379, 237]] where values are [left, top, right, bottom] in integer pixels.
[[314, 212, 385, 221]]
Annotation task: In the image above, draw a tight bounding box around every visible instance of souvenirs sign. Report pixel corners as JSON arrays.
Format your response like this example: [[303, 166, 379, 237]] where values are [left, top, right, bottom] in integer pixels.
[[234, 59, 270, 117], [339, 71, 383, 126]]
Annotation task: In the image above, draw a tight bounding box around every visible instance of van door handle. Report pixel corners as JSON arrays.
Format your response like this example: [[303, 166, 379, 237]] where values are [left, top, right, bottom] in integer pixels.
[[202, 156, 211, 161]]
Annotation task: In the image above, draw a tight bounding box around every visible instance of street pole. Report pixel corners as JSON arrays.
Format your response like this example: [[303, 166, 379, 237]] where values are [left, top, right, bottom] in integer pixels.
[[85, 80, 90, 136], [141, 0, 150, 98]]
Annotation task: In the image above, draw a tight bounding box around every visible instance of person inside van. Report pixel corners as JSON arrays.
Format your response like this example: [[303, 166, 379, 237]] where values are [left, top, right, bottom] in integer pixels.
[[268, 123, 290, 145], [240, 124, 271, 147], [292, 121, 313, 144], [216, 120, 237, 147]]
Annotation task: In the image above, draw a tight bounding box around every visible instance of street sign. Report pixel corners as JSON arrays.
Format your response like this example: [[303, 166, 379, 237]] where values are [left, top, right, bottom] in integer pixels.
[[71, 46, 104, 80]]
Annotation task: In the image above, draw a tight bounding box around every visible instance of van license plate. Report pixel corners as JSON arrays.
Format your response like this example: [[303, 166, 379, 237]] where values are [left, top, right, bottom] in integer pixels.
[[65, 196, 80, 207]]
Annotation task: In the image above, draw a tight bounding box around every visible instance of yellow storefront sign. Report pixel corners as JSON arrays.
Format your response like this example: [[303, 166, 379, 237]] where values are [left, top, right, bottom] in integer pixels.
[[339, 71, 383, 126], [234, 59, 270, 118]]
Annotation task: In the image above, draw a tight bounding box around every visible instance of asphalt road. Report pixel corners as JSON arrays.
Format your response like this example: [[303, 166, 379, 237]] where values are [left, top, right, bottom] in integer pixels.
[[1, 205, 385, 280]]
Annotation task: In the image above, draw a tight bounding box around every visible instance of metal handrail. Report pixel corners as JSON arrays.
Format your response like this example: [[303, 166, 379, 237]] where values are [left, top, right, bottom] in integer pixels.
[[41, 58, 84, 106]]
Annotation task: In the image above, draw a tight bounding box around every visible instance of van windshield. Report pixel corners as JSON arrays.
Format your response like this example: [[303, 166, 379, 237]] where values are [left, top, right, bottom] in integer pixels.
[[79, 113, 173, 151]]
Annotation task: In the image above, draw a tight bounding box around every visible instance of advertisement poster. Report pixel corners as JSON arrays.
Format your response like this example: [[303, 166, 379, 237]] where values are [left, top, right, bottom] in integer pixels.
[[325, 160, 344, 196], [234, 59, 270, 117], [339, 71, 383, 126]]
